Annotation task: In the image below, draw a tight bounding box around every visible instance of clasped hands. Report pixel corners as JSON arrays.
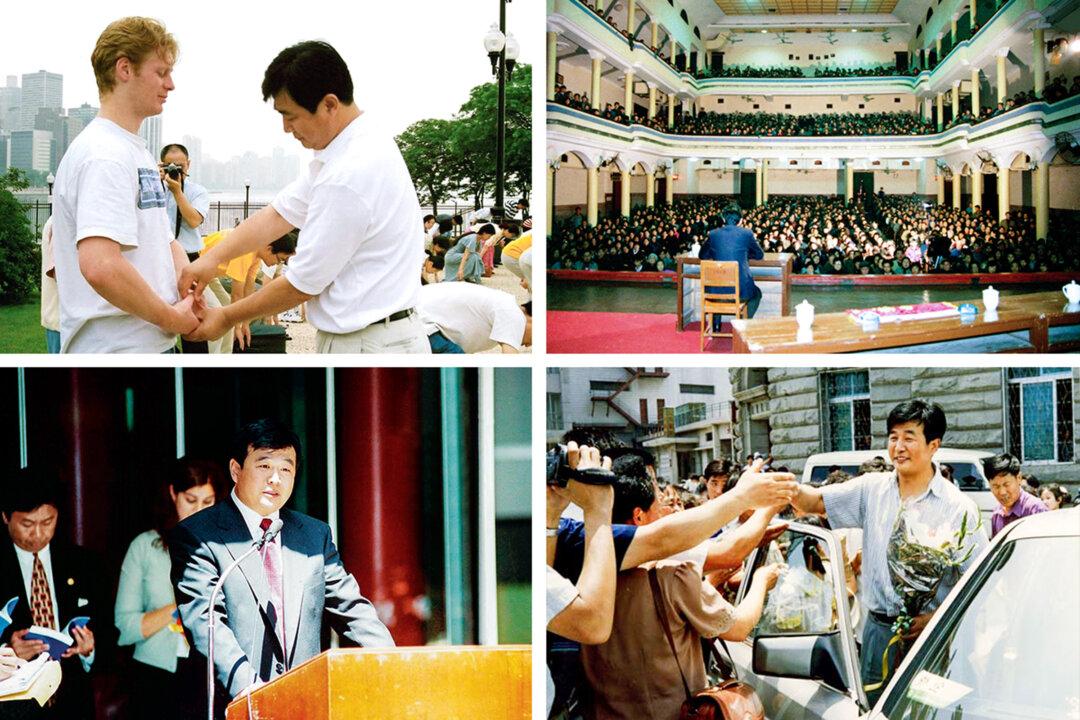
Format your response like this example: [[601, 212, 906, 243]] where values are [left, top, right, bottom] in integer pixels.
[[169, 258, 246, 346]]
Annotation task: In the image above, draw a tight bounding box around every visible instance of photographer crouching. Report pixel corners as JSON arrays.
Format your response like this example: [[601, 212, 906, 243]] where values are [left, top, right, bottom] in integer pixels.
[[159, 142, 210, 352]]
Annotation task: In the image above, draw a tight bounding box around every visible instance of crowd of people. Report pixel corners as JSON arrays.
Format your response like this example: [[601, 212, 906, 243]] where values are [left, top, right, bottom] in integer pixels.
[[946, 76, 1080, 130], [546, 400, 1071, 718], [672, 109, 934, 136], [550, 192, 1078, 276], [691, 63, 919, 79], [418, 206, 534, 354]]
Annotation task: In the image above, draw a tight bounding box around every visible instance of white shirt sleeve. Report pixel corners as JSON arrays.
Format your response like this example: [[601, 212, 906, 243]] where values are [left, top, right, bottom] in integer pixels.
[[271, 172, 313, 229], [488, 296, 526, 350], [284, 183, 371, 296], [187, 182, 211, 223], [546, 566, 579, 625], [75, 159, 140, 247]]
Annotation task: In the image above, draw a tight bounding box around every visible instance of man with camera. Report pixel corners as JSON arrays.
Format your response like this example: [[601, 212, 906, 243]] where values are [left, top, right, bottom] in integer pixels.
[[160, 142, 211, 352]]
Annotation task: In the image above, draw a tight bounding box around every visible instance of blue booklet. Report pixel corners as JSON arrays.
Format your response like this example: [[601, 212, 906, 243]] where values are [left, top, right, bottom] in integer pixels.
[[0, 597, 17, 635], [25, 617, 91, 660]]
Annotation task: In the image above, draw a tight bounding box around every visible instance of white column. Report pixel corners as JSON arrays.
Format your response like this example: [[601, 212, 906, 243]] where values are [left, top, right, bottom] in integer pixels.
[[1035, 160, 1050, 238], [665, 165, 674, 204], [761, 159, 769, 203], [952, 80, 961, 121], [970, 0, 977, 26], [936, 93, 944, 131], [951, 17, 958, 45], [546, 164, 555, 235], [937, 172, 946, 205], [971, 68, 981, 118], [586, 165, 599, 226], [547, 31, 557, 101], [647, 83, 657, 118], [952, 172, 962, 209], [645, 170, 655, 207], [755, 162, 763, 206], [1033, 25, 1048, 98], [627, 0, 636, 37], [996, 48, 1010, 104], [624, 70, 634, 116], [667, 92, 675, 128], [620, 168, 631, 216], [651, 22, 658, 50], [589, 51, 603, 110], [845, 162, 854, 203], [971, 169, 983, 210]]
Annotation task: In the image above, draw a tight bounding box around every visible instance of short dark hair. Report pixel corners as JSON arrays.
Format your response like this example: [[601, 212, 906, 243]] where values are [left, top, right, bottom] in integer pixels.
[[886, 399, 947, 444], [612, 473, 656, 525], [425, 252, 445, 271], [983, 453, 1021, 481], [160, 143, 189, 161], [231, 419, 302, 472], [703, 458, 736, 481], [477, 223, 497, 237], [3, 467, 60, 517], [423, 214, 435, 223], [611, 454, 648, 482], [262, 41, 354, 114], [433, 235, 453, 253], [604, 447, 655, 468], [270, 230, 298, 255]]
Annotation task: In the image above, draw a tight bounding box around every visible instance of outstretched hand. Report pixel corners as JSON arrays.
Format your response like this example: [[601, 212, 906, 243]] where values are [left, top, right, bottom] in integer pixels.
[[732, 458, 799, 510], [177, 256, 216, 301], [183, 306, 230, 343]]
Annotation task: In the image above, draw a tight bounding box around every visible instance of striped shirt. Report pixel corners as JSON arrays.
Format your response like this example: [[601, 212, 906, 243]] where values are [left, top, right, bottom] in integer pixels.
[[821, 466, 988, 616]]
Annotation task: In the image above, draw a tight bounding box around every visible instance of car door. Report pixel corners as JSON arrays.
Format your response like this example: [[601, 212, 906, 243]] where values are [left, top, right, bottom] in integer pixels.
[[726, 522, 868, 720]]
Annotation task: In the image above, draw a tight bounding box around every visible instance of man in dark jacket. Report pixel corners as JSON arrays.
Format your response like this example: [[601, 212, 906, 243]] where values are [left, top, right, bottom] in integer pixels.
[[699, 202, 765, 320]]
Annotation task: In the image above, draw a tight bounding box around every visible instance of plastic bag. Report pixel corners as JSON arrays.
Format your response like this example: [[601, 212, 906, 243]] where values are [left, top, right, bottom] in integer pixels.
[[760, 564, 833, 634]]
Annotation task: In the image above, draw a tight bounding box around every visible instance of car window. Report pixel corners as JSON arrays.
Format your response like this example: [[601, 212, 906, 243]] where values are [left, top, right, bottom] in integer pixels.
[[884, 536, 1079, 719], [807, 465, 860, 485], [947, 462, 987, 490], [752, 529, 841, 636]]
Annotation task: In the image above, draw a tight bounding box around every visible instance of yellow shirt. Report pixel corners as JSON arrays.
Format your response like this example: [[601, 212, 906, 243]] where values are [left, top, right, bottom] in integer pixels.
[[502, 233, 532, 260], [200, 230, 258, 284]]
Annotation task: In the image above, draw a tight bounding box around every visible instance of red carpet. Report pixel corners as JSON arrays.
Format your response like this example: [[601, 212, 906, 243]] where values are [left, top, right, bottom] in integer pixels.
[[547, 311, 733, 353]]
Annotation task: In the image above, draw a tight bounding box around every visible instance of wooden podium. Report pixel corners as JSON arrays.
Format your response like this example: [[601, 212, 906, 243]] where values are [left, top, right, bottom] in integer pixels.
[[226, 646, 531, 719]]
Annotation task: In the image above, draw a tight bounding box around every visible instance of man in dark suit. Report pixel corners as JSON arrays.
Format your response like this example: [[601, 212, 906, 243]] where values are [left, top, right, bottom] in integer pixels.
[[170, 418, 393, 710], [699, 202, 765, 320], [0, 469, 106, 719]]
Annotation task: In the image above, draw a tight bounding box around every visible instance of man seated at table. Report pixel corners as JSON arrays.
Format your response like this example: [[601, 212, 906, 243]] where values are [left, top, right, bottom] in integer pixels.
[[699, 202, 764, 323]]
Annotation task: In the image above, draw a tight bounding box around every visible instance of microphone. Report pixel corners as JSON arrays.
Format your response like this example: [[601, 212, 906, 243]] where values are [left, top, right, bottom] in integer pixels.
[[206, 517, 284, 720]]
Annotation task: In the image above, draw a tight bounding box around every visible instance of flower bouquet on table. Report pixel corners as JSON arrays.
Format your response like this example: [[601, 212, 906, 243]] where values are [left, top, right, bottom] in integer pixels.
[[845, 302, 959, 324]]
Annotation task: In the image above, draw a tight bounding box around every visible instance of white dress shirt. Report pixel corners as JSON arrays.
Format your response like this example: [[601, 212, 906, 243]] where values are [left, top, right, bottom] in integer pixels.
[[230, 489, 281, 542], [13, 543, 94, 670], [271, 112, 425, 334]]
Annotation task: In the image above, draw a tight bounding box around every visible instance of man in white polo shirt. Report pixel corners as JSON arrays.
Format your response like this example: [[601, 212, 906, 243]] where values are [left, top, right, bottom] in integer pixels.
[[52, 17, 198, 353], [417, 282, 531, 354], [180, 41, 429, 353]]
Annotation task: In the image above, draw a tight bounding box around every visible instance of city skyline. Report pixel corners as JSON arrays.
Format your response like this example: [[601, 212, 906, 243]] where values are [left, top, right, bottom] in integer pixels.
[[0, 2, 537, 162]]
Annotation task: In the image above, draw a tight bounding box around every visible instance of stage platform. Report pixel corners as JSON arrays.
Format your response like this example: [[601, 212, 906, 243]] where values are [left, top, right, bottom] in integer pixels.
[[547, 311, 733, 353]]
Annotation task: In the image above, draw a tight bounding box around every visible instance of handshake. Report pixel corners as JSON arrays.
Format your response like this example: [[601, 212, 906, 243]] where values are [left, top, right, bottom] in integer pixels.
[[161, 257, 253, 349]]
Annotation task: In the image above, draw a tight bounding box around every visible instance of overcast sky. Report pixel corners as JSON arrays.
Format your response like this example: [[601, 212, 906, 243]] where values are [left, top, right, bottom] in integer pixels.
[[1, 0, 538, 160]]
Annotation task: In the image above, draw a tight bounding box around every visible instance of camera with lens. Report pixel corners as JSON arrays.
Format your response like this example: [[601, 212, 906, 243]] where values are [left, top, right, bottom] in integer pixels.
[[163, 163, 183, 181], [546, 444, 617, 487]]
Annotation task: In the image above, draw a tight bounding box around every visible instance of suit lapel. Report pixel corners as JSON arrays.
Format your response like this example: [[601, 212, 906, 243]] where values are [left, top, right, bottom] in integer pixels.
[[280, 510, 306, 666], [214, 502, 274, 630]]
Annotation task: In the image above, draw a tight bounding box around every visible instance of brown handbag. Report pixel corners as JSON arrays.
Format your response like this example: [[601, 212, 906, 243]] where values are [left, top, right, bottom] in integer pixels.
[[648, 568, 765, 720]]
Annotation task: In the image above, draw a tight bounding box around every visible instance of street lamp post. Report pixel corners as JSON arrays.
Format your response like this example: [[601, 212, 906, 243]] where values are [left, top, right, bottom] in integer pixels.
[[46, 173, 55, 221], [243, 179, 251, 221], [483, 3, 519, 223]]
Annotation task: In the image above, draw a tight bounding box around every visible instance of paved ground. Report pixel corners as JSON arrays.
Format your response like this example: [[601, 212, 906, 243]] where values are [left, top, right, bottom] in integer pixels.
[[284, 265, 531, 353]]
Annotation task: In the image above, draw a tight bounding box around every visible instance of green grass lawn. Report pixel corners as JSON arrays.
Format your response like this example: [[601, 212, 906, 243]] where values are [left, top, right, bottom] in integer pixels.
[[0, 295, 44, 353]]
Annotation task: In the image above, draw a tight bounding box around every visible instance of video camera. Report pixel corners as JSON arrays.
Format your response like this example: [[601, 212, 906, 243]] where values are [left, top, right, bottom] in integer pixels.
[[546, 444, 617, 487]]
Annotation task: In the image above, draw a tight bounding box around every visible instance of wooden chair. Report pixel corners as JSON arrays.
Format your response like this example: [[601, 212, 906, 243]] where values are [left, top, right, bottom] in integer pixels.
[[700, 260, 747, 351]]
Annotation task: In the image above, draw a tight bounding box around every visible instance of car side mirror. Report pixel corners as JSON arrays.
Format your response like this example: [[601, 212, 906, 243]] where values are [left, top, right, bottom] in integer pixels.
[[752, 632, 849, 692]]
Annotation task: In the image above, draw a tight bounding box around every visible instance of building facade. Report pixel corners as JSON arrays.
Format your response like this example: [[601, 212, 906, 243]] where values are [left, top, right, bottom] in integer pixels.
[[19, 70, 62, 131], [139, 116, 162, 158], [9, 129, 52, 173], [547, 367, 734, 483], [730, 367, 1079, 487]]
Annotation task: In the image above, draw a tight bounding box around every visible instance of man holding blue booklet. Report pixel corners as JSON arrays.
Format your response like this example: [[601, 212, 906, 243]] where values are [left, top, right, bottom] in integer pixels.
[[0, 469, 107, 719]]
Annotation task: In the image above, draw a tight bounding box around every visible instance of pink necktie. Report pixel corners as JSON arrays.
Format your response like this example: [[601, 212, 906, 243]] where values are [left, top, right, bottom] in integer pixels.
[[259, 518, 286, 658]]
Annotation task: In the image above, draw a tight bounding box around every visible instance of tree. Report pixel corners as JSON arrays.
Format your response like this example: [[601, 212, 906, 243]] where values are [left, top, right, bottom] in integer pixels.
[[450, 63, 532, 207], [0, 169, 40, 304], [397, 118, 456, 216]]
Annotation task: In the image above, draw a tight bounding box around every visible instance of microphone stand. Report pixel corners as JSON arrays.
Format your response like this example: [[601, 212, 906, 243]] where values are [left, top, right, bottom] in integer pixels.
[[207, 519, 283, 720]]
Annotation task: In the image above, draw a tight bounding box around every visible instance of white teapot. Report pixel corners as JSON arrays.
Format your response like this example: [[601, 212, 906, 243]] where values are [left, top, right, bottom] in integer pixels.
[[982, 285, 999, 312], [1064, 280, 1080, 305], [795, 299, 815, 329]]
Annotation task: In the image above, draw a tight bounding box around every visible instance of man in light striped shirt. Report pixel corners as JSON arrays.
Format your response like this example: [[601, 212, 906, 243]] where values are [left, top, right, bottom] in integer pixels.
[[790, 399, 988, 705]]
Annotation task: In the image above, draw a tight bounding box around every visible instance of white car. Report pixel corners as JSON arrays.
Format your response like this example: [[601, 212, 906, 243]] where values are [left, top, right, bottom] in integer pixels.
[[721, 508, 1079, 719], [800, 449, 996, 525]]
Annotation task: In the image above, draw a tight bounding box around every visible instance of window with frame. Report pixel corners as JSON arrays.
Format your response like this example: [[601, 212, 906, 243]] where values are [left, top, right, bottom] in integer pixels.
[[547, 393, 563, 430], [1005, 368, 1074, 463], [680, 384, 715, 395], [822, 371, 871, 452]]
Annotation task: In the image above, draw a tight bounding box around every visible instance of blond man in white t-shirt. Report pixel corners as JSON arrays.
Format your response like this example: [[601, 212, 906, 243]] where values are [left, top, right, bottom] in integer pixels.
[[181, 41, 429, 353], [52, 17, 198, 353]]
